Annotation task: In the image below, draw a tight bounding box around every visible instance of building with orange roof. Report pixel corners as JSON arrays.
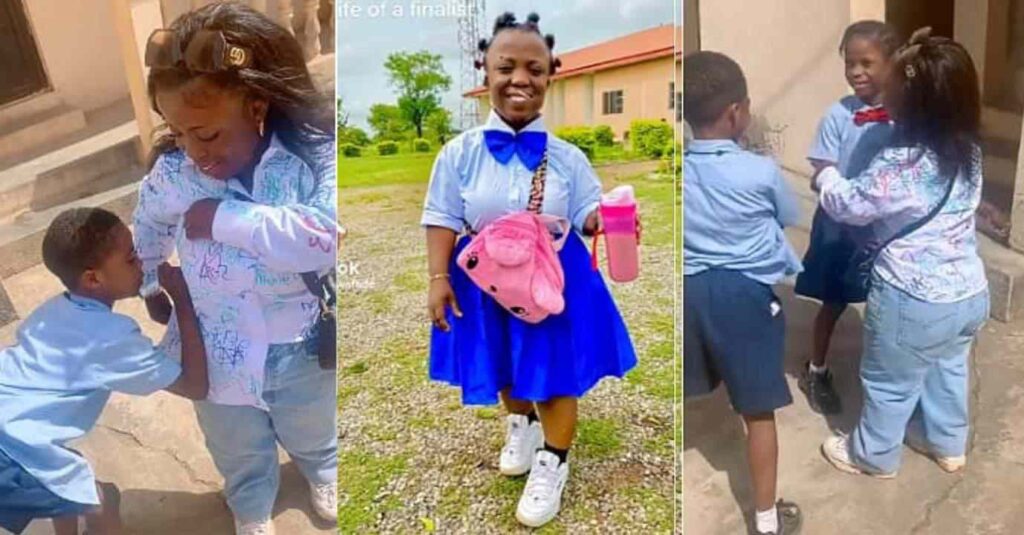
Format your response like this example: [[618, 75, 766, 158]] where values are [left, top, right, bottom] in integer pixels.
[[466, 24, 682, 141]]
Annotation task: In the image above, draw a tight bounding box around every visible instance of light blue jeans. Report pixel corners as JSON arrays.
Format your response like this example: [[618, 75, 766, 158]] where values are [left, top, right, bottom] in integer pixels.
[[195, 339, 337, 523], [850, 278, 989, 474]]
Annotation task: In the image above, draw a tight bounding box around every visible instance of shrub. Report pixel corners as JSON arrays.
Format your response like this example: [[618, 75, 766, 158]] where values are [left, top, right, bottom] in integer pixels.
[[555, 126, 596, 160], [376, 141, 399, 156], [630, 120, 673, 159], [340, 143, 361, 158], [593, 124, 615, 146], [413, 138, 432, 152], [660, 141, 681, 174]]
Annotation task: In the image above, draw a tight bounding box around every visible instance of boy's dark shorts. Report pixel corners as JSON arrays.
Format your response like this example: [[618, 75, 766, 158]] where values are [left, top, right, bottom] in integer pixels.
[[0, 447, 94, 534], [684, 269, 792, 415]]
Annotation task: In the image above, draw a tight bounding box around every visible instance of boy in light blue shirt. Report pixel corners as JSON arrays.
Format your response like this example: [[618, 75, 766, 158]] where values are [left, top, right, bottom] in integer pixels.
[[0, 207, 208, 535], [683, 51, 803, 535]]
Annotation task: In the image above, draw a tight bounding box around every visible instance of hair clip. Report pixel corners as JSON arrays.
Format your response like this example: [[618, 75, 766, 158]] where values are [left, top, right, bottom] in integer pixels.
[[145, 29, 252, 72], [905, 64, 917, 79]]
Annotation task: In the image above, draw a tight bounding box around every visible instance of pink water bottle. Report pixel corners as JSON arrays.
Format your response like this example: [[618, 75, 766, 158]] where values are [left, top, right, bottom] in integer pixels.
[[599, 185, 639, 282]]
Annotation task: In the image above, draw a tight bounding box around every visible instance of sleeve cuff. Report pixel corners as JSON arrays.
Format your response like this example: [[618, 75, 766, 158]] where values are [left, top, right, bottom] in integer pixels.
[[420, 211, 464, 233], [816, 166, 843, 191], [572, 201, 600, 234], [212, 200, 266, 250]]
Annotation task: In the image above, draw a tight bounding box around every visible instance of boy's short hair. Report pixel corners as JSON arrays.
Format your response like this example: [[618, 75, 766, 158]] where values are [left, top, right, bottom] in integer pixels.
[[42, 207, 125, 291], [683, 51, 748, 128]]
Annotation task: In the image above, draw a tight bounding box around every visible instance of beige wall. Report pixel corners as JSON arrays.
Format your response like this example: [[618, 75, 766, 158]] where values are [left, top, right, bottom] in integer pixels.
[[23, 0, 130, 113], [697, 0, 856, 173], [591, 57, 678, 139]]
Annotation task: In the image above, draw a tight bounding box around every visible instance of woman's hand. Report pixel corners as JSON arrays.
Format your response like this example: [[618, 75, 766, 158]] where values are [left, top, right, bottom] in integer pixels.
[[584, 209, 601, 236], [184, 198, 222, 240], [427, 277, 462, 332]]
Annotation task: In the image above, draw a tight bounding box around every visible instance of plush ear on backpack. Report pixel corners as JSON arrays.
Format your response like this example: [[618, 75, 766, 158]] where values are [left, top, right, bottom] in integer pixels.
[[531, 268, 565, 315]]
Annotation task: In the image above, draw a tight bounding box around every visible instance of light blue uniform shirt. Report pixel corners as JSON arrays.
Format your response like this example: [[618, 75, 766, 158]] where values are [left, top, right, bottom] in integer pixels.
[[421, 110, 602, 234], [808, 95, 894, 177], [0, 293, 181, 504], [684, 139, 803, 284]]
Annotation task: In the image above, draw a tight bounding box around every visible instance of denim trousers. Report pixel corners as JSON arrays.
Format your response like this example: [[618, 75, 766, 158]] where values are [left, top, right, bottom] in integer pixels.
[[195, 339, 337, 523], [849, 278, 989, 474]]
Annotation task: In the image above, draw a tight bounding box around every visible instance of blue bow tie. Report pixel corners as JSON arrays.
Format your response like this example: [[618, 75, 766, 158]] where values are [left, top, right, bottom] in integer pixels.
[[483, 130, 548, 171]]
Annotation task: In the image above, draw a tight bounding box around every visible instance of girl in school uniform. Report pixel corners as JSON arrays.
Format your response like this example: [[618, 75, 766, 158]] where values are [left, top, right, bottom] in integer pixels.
[[420, 12, 637, 529], [136, 5, 338, 534], [794, 20, 901, 415], [815, 28, 988, 479]]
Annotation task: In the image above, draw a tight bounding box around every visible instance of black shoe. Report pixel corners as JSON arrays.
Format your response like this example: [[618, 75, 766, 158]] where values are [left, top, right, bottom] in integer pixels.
[[750, 500, 802, 535], [799, 367, 841, 415]]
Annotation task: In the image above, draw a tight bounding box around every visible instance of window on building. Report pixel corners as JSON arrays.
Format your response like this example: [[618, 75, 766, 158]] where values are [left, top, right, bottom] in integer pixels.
[[669, 82, 675, 109], [602, 90, 624, 115], [676, 91, 682, 122]]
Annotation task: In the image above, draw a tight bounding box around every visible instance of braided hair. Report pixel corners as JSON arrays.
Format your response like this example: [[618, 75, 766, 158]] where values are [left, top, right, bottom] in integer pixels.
[[474, 12, 562, 79], [889, 27, 981, 179]]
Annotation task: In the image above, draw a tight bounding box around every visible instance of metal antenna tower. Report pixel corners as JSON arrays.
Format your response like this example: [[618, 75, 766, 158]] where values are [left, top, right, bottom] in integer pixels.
[[457, 0, 486, 130]]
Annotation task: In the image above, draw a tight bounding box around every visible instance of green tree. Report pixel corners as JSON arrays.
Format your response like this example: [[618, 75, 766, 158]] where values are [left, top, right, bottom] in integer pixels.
[[339, 126, 370, 146], [384, 51, 452, 139], [337, 97, 350, 129], [424, 108, 452, 145], [367, 103, 412, 142]]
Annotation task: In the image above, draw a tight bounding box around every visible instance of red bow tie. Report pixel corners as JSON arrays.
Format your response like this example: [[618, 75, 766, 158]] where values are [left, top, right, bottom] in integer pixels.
[[853, 107, 890, 126]]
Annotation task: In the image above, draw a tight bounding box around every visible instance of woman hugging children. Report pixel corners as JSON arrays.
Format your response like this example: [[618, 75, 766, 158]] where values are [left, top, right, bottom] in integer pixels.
[[685, 20, 989, 535]]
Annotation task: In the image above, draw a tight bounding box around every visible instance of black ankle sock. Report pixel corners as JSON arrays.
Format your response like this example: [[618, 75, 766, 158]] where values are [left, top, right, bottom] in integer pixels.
[[543, 442, 569, 464], [526, 410, 539, 424]]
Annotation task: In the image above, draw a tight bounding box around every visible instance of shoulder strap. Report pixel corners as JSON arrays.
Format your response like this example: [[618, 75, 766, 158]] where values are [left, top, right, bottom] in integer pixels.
[[526, 152, 550, 214], [876, 170, 957, 253]]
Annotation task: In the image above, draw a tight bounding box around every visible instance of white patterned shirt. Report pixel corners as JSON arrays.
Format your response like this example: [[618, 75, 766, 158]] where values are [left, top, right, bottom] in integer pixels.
[[817, 146, 987, 303], [133, 134, 337, 408]]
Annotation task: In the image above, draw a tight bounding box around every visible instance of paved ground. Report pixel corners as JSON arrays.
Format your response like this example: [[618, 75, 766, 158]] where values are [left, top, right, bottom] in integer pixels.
[[683, 171, 1024, 534], [1, 262, 335, 535]]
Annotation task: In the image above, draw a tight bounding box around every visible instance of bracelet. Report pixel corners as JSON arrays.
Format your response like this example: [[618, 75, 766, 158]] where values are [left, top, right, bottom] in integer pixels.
[[429, 273, 450, 282]]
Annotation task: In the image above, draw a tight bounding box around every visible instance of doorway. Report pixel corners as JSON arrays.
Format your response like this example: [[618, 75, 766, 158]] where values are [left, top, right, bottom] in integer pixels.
[[0, 0, 48, 108]]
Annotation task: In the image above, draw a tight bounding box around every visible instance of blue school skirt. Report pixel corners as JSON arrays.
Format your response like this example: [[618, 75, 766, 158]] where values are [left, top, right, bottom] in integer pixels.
[[794, 207, 872, 304], [0, 448, 94, 533], [429, 232, 638, 405]]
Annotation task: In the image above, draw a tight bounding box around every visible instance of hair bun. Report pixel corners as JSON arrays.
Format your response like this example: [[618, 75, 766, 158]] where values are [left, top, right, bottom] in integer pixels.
[[908, 26, 933, 45], [527, 13, 541, 24], [495, 12, 517, 31]]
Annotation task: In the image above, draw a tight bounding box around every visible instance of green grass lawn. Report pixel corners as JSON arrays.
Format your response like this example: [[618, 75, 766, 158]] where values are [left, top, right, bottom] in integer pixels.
[[338, 146, 678, 533], [339, 151, 438, 189]]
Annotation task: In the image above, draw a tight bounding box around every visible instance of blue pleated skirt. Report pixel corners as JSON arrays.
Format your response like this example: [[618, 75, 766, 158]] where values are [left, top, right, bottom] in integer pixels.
[[429, 232, 638, 405]]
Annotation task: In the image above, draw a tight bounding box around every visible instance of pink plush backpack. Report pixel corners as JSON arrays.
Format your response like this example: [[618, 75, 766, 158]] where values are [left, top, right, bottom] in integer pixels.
[[456, 152, 569, 324], [457, 213, 569, 323]]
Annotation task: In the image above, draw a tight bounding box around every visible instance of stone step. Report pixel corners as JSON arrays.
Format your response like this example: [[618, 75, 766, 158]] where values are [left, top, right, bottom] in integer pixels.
[[0, 105, 87, 163], [0, 122, 142, 222], [0, 179, 141, 279], [0, 91, 65, 132], [782, 168, 1024, 322]]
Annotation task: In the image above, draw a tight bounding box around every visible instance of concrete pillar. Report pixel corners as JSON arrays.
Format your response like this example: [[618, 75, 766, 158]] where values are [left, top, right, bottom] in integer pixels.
[[110, 0, 162, 163]]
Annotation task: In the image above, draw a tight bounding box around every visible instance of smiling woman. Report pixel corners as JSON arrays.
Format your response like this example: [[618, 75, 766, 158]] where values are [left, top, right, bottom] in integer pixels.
[[133, 3, 339, 534]]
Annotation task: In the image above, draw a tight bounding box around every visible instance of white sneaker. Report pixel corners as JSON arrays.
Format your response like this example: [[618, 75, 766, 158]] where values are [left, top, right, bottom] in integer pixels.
[[309, 480, 338, 521], [235, 518, 275, 535], [905, 435, 967, 473], [499, 414, 543, 476], [515, 450, 568, 528], [821, 435, 896, 479]]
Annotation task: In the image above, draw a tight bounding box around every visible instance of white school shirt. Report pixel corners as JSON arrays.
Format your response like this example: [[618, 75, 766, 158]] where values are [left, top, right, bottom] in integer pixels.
[[808, 95, 894, 177], [133, 134, 337, 408], [0, 293, 181, 504], [420, 110, 602, 234]]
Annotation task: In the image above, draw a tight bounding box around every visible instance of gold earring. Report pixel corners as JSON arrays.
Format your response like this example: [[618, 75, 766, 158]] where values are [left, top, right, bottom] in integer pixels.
[[258, 119, 265, 138]]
